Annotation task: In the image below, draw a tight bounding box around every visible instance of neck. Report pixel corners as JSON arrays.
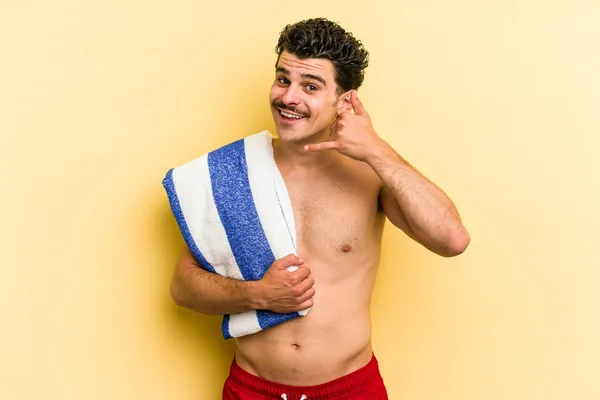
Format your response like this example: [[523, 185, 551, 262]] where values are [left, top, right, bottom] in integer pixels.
[[273, 131, 336, 170]]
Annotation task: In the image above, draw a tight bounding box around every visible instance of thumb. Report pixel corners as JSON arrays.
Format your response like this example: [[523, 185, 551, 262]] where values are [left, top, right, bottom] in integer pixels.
[[278, 253, 304, 268], [351, 90, 369, 117]]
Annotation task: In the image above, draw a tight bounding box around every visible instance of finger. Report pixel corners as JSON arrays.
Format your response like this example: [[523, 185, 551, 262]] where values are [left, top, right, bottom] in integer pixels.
[[351, 90, 369, 117], [295, 297, 315, 311], [278, 254, 304, 268], [337, 107, 349, 117], [304, 141, 338, 152], [299, 275, 315, 290], [296, 287, 316, 304], [293, 266, 311, 280]]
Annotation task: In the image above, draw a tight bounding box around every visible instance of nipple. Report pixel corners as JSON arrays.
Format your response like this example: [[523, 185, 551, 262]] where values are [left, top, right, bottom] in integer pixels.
[[340, 244, 352, 253]]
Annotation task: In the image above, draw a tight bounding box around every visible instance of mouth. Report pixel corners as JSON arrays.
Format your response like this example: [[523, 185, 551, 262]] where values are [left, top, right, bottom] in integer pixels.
[[277, 108, 306, 123]]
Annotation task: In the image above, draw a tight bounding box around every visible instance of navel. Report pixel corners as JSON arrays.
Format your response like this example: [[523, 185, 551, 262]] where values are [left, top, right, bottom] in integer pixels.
[[340, 244, 352, 253], [291, 343, 300, 350]]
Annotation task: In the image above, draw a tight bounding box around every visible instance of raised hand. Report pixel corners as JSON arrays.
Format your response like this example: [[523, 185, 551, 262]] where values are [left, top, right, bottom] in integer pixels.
[[304, 90, 383, 162]]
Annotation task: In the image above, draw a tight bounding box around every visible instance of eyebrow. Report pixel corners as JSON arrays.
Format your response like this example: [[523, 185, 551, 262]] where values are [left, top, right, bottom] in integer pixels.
[[276, 66, 327, 87]]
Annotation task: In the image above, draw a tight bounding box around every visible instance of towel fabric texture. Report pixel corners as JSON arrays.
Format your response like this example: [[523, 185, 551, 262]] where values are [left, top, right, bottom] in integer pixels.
[[162, 131, 310, 339]]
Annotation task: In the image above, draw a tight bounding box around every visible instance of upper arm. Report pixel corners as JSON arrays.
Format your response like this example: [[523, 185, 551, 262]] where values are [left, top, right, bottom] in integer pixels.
[[171, 245, 212, 304], [378, 186, 421, 244], [176, 245, 200, 269], [173, 245, 206, 284]]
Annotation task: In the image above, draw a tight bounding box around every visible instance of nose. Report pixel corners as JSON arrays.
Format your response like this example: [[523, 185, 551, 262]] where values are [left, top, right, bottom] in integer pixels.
[[281, 85, 301, 106]]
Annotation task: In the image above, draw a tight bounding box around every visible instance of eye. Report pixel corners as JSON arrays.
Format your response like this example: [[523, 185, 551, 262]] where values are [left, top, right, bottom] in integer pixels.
[[306, 84, 318, 92], [277, 77, 289, 85]]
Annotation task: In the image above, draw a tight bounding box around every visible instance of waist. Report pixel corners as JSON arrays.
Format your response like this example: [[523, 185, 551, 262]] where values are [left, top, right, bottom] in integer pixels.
[[235, 311, 372, 385], [226, 353, 384, 398]]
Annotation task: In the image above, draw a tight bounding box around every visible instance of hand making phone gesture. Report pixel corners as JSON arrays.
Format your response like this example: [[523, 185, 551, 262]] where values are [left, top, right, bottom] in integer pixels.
[[304, 90, 384, 162]]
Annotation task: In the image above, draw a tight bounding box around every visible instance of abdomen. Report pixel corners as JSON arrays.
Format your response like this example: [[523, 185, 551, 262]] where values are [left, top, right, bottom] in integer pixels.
[[235, 276, 375, 385]]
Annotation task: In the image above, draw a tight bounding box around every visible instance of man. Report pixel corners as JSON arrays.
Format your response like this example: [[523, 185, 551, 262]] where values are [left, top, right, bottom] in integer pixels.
[[170, 18, 470, 399]]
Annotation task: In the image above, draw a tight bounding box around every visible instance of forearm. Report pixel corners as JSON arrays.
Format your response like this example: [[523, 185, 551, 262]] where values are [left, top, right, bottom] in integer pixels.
[[369, 140, 469, 254], [171, 265, 262, 315]]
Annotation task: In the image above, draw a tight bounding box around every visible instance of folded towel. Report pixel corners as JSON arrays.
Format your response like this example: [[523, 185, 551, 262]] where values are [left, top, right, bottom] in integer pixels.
[[162, 130, 310, 339]]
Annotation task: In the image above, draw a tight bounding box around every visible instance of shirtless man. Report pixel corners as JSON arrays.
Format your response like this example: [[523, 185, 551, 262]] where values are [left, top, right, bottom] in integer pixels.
[[170, 18, 470, 399]]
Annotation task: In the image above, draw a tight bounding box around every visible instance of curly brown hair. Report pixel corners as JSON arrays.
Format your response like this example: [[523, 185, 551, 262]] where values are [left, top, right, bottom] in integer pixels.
[[275, 18, 369, 94]]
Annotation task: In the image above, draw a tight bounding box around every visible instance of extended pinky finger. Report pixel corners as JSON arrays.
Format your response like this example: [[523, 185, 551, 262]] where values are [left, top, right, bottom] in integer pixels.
[[304, 142, 337, 152]]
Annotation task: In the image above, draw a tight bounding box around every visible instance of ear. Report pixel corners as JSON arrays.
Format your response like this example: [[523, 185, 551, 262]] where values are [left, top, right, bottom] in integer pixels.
[[336, 91, 353, 114]]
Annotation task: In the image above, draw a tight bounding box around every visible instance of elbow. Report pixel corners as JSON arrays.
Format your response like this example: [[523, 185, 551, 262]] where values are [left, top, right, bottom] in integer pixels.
[[443, 227, 470, 257], [170, 276, 186, 307], [170, 269, 215, 315]]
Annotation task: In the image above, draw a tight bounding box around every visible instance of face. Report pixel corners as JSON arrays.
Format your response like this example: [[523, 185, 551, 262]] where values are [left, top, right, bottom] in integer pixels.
[[269, 51, 351, 144]]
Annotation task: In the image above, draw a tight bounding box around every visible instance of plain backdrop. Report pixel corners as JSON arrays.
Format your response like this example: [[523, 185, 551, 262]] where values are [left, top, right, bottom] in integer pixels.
[[2, 0, 599, 399]]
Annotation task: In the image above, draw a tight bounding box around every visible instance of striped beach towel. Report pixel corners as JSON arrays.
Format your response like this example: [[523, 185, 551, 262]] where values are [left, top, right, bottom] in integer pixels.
[[162, 131, 309, 339]]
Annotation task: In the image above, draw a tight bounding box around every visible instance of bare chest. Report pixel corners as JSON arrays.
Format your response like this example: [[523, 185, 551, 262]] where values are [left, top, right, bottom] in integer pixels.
[[285, 171, 382, 257]]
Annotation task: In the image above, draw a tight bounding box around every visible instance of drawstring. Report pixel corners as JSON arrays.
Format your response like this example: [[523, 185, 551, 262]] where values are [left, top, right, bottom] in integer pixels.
[[280, 395, 307, 400]]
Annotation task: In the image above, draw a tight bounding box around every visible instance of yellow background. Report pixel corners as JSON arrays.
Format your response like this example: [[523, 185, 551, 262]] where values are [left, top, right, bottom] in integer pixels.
[[2, 0, 599, 399]]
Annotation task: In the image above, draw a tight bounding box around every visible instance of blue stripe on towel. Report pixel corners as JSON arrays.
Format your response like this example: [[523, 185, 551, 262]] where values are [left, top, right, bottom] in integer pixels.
[[208, 139, 273, 281], [162, 169, 216, 274], [208, 139, 300, 332], [257, 309, 299, 329], [222, 314, 231, 339]]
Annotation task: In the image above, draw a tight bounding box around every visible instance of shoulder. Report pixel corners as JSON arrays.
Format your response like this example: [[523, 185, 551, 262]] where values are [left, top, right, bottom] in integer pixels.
[[334, 155, 383, 199], [346, 156, 383, 190]]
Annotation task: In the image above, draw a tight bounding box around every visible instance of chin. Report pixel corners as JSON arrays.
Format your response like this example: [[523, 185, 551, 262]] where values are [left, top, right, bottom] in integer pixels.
[[278, 130, 326, 148], [272, 123, 304, 142], [274, 128, 307, 143]]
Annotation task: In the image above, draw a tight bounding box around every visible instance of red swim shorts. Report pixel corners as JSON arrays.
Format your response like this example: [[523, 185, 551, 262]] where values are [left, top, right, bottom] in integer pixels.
[[222, 354, 388, 400]]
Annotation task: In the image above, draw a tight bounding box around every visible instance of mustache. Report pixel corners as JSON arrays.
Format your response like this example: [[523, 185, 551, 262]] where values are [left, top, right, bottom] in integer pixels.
[[272, 100, 310, 118]]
